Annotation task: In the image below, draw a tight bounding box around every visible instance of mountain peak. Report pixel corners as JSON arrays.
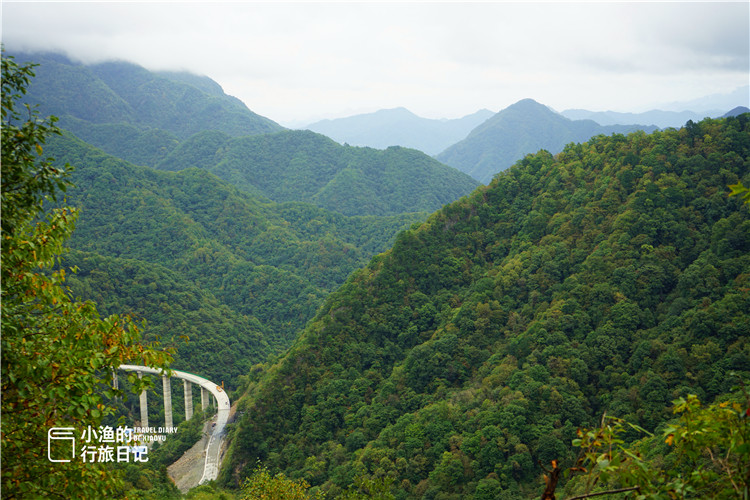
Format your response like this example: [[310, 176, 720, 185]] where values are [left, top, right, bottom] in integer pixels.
[[505, 98, 554, 113]]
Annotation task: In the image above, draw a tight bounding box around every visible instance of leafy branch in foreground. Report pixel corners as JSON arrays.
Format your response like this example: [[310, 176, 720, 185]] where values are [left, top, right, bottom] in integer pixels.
[[558, 378, 750, 500], [1, 51, 172, 499]]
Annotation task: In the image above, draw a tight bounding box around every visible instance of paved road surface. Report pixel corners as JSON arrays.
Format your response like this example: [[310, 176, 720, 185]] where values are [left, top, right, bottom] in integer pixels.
[[119, 365, 230, 483]]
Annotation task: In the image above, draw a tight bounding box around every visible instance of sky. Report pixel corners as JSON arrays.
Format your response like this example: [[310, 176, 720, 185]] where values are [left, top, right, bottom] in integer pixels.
[[2, 1, 748, 126]]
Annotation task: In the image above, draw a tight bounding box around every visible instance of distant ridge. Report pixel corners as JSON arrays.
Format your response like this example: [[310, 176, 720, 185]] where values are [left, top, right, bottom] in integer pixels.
[[155, 129, 480, 217], [304, 107, 494, 155], [562, 85, 749, 128], [561, 107, 745, 128], [724, 106, 750, 118], [437, 98, 658, 183], [10, 51, 283, 164]]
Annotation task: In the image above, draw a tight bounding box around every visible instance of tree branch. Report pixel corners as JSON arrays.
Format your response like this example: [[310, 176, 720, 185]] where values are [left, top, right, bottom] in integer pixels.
[[564, 486, 640, 500]]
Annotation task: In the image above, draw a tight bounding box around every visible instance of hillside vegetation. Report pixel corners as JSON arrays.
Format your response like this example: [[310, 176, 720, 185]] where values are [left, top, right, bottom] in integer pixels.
[[15, 51, 479, 218], [45, 131, 426, 386], [13, 51, 282, 145], [155, 129, 480, 216], [224, 116, 750, 499]]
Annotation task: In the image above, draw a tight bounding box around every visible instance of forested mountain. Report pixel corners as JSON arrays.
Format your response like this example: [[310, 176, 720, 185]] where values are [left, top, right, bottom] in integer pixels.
[[15, 51, 479, 217], [45, 131, 426, 386], [224, 116, 750, 499], [304, 108, 495, 155], [155, 129, 480, 216], [437, 99, 658, 183], [10, 51, 283, 165]]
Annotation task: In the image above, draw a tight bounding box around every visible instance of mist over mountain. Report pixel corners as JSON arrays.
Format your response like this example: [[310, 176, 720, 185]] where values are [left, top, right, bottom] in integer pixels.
[[437, 99, 659, 183], [10, 51, 283, 165], [560, 108, 742, 129], [561, 86, 749, 128], [658, 85, 749, 113], [560, 109, 704, 129], [304, 107, 495, 155], [12, 50, 478, 218]]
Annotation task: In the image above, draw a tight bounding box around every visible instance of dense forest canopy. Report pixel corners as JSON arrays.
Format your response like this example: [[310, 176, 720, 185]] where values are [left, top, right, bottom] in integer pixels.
[[10, 50, 480, 218], [156, 130, 478, 215], [4, 51, 749, 499], [155, 129, 479, 217], [224, 115, 750, 499], [11, 51, 283, 141], [43, 131, 427, 387]]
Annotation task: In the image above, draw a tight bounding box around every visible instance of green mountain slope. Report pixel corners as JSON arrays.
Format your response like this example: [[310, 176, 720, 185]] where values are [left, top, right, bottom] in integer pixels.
[[16, 52, 478, 218], [46, 131, 425, 385], [224, 116, 750, 498], [437, 99, 658, 183], [64, 250, 269, 387], [12, 51, 283, 165], [155, 129, 481, 216]]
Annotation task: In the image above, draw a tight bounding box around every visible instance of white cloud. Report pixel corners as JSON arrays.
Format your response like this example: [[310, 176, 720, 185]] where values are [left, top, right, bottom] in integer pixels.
[[2, 1, 747, 123]]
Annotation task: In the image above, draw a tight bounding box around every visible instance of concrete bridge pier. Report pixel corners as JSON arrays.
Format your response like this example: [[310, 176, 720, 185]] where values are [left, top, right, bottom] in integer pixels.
[[184, 380, 193, 421], [138, 371, 148, 428], [163, 375, 173, 429], [201, 387, 211, 412], [119, 364, 231, 485]]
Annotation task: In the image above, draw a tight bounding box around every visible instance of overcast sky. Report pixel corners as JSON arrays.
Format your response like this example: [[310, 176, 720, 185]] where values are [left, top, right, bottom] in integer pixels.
[[3, 1, 748, 125]]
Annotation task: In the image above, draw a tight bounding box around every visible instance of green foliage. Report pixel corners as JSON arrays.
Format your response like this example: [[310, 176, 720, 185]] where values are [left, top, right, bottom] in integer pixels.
[[1, 51, 171, 499], [186, 483, 240, 500], [156, 129, 480, 216], [13, 50, 282, 140], [729, 181, 750, 205], [338, 475, 395, 499], [566, 380, 750, 499], [226, 115, 750, 498], [241, 463, 323, 500], [40, 129, 425, 384]]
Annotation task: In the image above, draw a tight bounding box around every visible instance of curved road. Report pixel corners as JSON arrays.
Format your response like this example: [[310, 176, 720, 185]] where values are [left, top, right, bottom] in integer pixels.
[[119, 365, 230, 484]]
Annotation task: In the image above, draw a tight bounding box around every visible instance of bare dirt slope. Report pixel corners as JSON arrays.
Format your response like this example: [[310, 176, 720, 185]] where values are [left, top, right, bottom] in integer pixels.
[[167, 404, 237, 493]]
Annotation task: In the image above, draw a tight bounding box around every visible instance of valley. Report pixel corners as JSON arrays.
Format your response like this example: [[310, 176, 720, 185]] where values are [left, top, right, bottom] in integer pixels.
[[2, 49, 749, 500]]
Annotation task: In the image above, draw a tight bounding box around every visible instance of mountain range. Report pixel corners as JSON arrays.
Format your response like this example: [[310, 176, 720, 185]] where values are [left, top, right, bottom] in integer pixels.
[[302, 91, 748, 184], [14, 51, 478, 217], [436, 99, 660, 183], [224, 115, 750, 498], [561, 104, 750, 129], [46, 130, 427, 388], [10, 50, 479, 390], [6, 49, 750, 499], [304, 107, 495, 155]]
